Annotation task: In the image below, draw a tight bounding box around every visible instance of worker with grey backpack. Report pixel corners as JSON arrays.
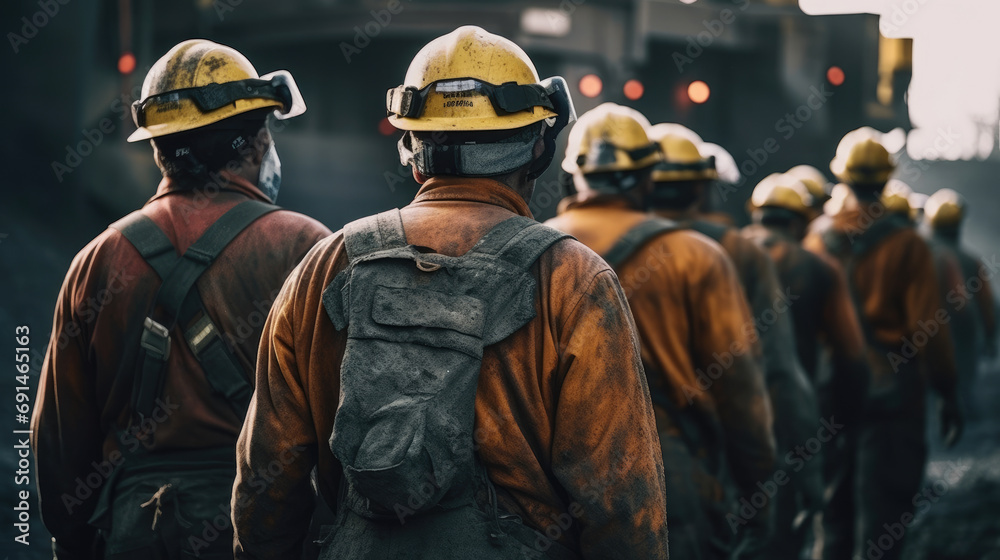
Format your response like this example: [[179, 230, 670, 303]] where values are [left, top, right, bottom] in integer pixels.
[[232, 26, 669, 560]]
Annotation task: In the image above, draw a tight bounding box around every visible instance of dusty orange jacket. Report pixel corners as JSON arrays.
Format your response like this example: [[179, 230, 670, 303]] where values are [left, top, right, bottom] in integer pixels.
[[653, 210, 818, 465], [546, 194, 775, 498], [743, 224, 870, 424], [31, 174, 331, 554], [804, 204, 957, 402], [232, 178, 669, 559]]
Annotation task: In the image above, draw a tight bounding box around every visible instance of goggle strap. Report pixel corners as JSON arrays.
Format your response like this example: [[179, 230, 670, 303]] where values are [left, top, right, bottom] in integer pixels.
[[133, 78, 289, 127]]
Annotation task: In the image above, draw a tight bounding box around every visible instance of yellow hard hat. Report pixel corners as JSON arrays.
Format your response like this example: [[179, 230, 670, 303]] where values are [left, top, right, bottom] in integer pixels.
[[646, 126, 718, 183], [824, 183, 856, 216], [562, 103, 661, 175], [129, 39, 305, 142], [387, 26, 562, 132], [786, 165, 831, 202], [881, 179, 912, 215], [831, 135, 895, 185], [924, 188, 965, 228], [749, 173, 815, 217]]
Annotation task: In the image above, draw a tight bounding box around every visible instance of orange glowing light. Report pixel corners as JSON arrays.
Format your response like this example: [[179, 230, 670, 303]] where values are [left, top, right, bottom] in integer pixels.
[[623, 79, 644, 100], [579, 74, 603, 98], [688, 80, 710, 104], [827, 66, 845, 86], [378, 117, 397, 136], [118, 52, 136, 75]]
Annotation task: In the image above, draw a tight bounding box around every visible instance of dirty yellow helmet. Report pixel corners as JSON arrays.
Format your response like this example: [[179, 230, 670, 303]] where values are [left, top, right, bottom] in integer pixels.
[[824, 183, 856, 216], [908, 192, 928, 222], [786, 165, 831, 204], [831, 135, 895, 185], [388, 26, 575, 179], [924, 188, 965, 228], [749, 173, 815, 218], [128, 39, 305, 142], [881, 179, 913, 215], [646, 125, 718, 183], [562, 103, 660, 175], [387, 26, 565, 132]]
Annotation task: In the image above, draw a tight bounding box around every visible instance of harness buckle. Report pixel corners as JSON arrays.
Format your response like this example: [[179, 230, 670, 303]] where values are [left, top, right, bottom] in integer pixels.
[[141, 317, 172, 361]]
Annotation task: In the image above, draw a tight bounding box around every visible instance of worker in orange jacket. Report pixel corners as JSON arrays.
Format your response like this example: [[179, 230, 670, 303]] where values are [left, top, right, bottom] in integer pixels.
[[31, 40, 331, 559], [231, 27, 669, 560], [805, 132, 962, 560], [645, 127, 822, 559], [548, 104, 776, 559]]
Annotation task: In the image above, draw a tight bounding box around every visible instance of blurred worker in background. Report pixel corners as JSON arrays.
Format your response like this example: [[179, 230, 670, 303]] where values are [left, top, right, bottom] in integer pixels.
[[646, 126, 822, 559], [922, 188, 997, 423], [806, 132, 962, 560], [232, 27, 669, 559], [546, 104, 776, 559], [786, 165, 833, 217], [742, 173, 872, 558], [31, 39, 331, 559], [881, 179, 917, 226]]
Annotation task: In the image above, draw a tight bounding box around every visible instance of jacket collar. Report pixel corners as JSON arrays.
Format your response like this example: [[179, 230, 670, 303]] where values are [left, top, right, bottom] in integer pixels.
[[412, 176, 533, 218], [147, 169, 272, 205]]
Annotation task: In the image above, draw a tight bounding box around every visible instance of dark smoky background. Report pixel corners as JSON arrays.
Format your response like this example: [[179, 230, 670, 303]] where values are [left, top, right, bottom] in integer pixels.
[[1, 1, 998, 558]]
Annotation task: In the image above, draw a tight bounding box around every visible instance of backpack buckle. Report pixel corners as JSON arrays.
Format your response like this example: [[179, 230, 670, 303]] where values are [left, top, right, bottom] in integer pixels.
[[415, 259, 442, 272], [141, 317, 172, 361]]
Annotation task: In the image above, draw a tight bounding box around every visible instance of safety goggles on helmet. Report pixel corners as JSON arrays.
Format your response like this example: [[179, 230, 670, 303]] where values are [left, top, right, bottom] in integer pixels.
[[395, 76, 575, 180], [580, 141, 661, 170], [653, 156, 716, 175], [387, 77, 561, 120], [132, 70, 306, 128]]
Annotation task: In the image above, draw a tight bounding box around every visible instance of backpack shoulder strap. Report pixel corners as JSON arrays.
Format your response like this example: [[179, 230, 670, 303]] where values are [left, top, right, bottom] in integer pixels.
[[343, 209, 407, 261], [602, 218, 681, 269], [850, 215, 906, 259], [115, 200, 278, 420], [470, 216, 572, 271], [110, 211, 177, 279], [688, 219, 728, 243]]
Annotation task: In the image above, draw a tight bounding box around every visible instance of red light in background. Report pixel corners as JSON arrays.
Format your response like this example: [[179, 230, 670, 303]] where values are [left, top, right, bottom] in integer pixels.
[[623, 79, 644, 101], [687, 80, 710, 104], [378, 117, 397, 136], [118, 52, 136, 75], [827, 66, 845, 86], [579, 74, 603, 98]]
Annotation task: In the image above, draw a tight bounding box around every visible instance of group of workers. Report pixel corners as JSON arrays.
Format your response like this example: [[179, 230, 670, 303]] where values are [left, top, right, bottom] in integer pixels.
[[29, 25, 995, 560]]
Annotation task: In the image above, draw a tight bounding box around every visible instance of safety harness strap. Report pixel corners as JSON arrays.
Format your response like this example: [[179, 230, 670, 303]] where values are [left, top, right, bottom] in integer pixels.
[[470, 216, 571, 269], [602, 218, 681, 269], [111, 200, 278, 420], [687, 219, 729, 244], [111, 211, 177, 278], [343, 209, 407, 260]]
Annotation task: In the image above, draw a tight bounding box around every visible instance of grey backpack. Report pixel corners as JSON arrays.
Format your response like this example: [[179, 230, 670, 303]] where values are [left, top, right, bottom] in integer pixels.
[[322, 209, 570, 519]]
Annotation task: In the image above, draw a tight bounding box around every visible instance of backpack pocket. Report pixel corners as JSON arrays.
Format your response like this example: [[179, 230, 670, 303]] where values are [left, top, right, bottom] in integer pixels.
[[332, 282, 488, 516]]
